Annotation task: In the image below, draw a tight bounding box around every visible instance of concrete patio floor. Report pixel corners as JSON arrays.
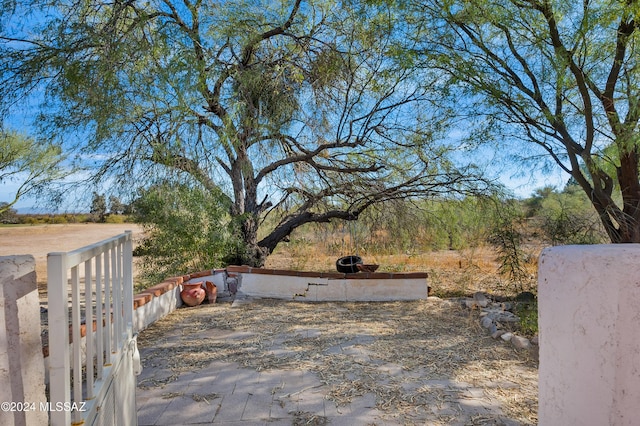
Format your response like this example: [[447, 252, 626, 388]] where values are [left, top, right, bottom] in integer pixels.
[[135, 297, 537, 425]]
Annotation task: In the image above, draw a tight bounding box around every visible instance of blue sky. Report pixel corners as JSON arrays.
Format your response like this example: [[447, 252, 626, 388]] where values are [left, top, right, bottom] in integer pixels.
[[0, 162, 568, 213]]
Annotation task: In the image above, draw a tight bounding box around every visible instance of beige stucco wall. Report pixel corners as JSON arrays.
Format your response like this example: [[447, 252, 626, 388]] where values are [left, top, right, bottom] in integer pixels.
[[236, 272, 429, 301], [538, 245, 640, 426], [0, 255, 48, 426]]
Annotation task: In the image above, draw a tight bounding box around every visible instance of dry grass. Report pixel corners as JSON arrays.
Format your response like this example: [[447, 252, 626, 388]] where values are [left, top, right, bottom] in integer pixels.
[[137, 298, 538, 424], [266, 243, 539, 298]]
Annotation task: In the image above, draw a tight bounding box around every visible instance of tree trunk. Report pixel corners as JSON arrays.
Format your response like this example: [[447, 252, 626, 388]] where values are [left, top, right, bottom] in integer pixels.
[[590, 186, 640, 244], [239, 214, 269, 267]]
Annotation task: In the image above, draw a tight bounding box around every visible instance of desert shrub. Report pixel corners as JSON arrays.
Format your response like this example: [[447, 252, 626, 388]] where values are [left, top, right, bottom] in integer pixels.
[[538, 185, 607, 245], [51, 215, 68, 224], [20, 215, 46, 224], [488, 200, 532, 293], [515, 302, 538, 336], [105, 214, 126, 224], [90, 192, 107, 223], [132, 181, 241, 286]]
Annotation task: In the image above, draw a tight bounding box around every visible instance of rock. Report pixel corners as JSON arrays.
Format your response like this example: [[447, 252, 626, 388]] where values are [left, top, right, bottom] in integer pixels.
[[500, 302, 514, 311], [488, 322, 498, 335], [463, 299, 477, 309], [491, 329, 506, 339], [485, 310, 520, 323], [531, 335, 539, 345], [480, 316, 494, 329], [473, 291, 489, 308], [500, 332, 513, 342], [511, 335, 531, 350]]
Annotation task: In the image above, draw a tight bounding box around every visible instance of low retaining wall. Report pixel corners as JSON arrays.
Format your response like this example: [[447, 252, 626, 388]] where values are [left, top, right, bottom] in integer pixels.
[[133, 277, 183, 333], [538, 245, 640, 425], [223, 266, 429, 301]]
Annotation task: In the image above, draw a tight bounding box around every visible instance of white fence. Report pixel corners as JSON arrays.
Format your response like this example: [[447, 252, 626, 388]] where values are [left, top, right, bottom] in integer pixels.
[[47, 230, 141, 426]]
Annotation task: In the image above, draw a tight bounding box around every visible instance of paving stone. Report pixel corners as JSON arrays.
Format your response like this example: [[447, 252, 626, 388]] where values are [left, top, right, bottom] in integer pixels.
[[137, 299, 535, 425], [242, 393, 273, 421], [462, 387, 486, 398], [154, 393, 218, 425], [324, 344, 343, 355], [269, 396, 293, 419], [323, 399, 347, 417], [294, 390, 326, 417], [137, 396, 168, 426], [212, 393, 249, 423], [256, 370, 285, 387]]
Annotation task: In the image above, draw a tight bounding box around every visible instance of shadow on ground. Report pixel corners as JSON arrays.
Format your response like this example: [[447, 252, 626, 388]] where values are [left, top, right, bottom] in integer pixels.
[[136, 298, 538, 425]]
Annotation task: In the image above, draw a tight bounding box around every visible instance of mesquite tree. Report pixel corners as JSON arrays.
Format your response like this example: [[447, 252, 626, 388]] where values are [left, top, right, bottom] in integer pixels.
[[0, 129, 66, 213], [401, 0, 640, 243], [0, 0, 489, 265]]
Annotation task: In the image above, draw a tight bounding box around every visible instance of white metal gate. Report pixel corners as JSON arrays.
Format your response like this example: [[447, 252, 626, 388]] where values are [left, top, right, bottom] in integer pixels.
[[47, 231, 141, 426]]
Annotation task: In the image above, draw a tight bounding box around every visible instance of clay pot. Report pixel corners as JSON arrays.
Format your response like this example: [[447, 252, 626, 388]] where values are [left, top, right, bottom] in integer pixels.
[[181, 282, 206, 307], [356, 264, 379, 273], [205, 281, 218, 304]]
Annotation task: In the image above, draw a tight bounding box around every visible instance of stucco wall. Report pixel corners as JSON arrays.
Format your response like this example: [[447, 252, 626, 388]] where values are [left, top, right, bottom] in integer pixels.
[[0, 256, 48, 426], [225, 266, 429, 301], [538, 245, 640, 426]]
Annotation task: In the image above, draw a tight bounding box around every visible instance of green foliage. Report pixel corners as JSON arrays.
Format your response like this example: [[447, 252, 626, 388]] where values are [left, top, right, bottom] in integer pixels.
[[132, 181, 242, 285], [427, 197, 494, 251], [0, 0, 494, 266], [524, 184, 608, 245], [515, 302, 539, 337], [108, 195, 126, 215], [523, 186, 557, 217], [488, 200, 530, 293], [295, 195, 501, 256], [104, 214, 126, 224], [401, 0, 640, 243], [538, 185, 607, 245], [0, 130, 67, 213]]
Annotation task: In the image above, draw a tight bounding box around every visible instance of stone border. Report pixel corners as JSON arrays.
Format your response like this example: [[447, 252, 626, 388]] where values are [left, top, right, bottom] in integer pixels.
[[458, 292, 539, 351]]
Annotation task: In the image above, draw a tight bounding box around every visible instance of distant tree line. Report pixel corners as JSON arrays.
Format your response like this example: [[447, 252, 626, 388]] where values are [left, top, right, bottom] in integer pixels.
[[89, 192, 130, 223]]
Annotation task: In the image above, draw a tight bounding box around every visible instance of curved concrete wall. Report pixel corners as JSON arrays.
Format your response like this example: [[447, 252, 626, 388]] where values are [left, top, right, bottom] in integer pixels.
[[224, 266, 429, 301]]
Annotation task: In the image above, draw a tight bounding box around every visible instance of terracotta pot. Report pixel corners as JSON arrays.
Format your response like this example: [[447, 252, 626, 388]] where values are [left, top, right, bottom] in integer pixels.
[[205, 281, 218, 304], [181, 282, 206, 307]]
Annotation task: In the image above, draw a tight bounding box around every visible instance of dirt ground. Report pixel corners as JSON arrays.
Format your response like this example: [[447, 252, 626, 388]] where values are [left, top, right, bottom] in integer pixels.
[[0, 223, 144, 286]]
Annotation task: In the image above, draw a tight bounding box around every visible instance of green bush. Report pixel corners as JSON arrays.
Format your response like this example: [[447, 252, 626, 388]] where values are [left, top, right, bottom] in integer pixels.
[[515, 302, 538, 336], [105, 214, 126, 224], [132, 181, 241, 285], [539, 186, 607, 245], [488, 200, 531, 293], [51, 215, 68, 224]]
